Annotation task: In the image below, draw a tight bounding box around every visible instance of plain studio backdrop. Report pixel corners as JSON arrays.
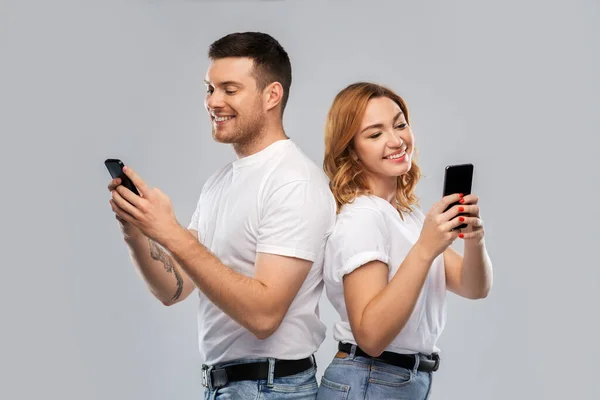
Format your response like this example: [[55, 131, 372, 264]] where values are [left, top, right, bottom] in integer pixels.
[[1, 0, 598, 399]]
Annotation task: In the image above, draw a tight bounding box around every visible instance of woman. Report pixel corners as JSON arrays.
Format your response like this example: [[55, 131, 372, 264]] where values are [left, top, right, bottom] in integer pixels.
[[317, 82, 493, 399]]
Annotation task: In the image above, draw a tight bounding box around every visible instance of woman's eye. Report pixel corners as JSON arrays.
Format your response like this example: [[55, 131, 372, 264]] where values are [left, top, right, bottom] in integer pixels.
[[369, 132, 382, 139]]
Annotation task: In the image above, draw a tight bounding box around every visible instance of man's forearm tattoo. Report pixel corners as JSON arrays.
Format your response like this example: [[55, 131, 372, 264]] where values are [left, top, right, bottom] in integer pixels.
[[149, 239, 184, 301]]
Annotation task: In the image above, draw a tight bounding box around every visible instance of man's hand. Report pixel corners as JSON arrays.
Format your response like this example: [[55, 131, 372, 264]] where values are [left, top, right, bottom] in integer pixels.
[[107, 177, 142, 240], [108, 166, 182, 246]]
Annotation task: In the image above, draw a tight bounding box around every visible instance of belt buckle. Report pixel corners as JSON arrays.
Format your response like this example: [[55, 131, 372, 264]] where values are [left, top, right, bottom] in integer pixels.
[[201, 364, 213, 389]]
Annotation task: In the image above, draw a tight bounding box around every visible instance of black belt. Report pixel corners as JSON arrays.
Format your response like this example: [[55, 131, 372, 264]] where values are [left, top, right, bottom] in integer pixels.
[[338, 342, 440, 372], [202, 356, 314, 389]]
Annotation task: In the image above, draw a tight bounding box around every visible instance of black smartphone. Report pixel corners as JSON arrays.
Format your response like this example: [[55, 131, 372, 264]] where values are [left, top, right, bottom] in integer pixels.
[[104, 158, 140, 196], [443, 163, 474, 229]]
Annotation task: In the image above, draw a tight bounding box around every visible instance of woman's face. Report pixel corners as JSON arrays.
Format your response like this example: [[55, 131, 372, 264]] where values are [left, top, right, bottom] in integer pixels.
[[352, 96, 415, 183]]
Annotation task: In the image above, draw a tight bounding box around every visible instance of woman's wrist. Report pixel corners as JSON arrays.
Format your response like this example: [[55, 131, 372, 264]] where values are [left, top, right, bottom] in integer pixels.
[[412, 240, 437, 264]]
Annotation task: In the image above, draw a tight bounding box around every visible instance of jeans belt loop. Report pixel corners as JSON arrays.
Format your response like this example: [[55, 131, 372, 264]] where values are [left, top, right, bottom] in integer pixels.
[[413, 354, 420, 374], [267, 358, 276, 388], [349, 344, 357, 360]]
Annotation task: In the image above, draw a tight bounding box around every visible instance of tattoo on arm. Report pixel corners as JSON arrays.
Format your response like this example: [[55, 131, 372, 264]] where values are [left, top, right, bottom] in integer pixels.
[[149, 239, 184, 302]]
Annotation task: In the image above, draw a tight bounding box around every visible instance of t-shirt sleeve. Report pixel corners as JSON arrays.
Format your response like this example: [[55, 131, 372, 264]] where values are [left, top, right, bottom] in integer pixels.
[[256, 180, 336, 262], [187, 186, 205, 231], [187, 202, 200, 231], [327, 206, 390, 282], [187, 168, 223, 232]]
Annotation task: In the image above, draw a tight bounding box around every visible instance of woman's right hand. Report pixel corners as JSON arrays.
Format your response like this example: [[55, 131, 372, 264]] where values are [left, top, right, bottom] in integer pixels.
[[416, 193, 466, 261]]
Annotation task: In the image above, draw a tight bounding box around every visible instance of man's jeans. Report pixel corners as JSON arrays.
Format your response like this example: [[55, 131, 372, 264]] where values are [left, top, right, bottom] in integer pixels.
[[203, 357, 318, 400]]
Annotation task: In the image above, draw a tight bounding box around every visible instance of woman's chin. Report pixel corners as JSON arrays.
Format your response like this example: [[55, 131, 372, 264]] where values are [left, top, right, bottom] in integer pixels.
[[384, 162, 411, 177]]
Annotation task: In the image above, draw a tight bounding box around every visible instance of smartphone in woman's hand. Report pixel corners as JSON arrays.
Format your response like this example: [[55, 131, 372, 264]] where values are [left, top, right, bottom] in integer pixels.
[[443, 163, 473, 229]]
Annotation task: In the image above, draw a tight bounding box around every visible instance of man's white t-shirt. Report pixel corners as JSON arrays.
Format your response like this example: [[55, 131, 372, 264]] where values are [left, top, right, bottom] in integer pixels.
[[188, 139, 337, 365], [323, 195, 447, 355]]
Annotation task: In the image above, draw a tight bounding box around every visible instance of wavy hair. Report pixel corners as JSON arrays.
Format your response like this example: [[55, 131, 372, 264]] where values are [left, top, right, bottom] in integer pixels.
[[323, 82, 421, 213]]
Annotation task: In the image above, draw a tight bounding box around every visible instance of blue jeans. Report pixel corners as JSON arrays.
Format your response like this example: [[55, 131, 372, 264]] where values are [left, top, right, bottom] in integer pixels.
[[316, 345, 433, 400], [203, 357, 318, 399]]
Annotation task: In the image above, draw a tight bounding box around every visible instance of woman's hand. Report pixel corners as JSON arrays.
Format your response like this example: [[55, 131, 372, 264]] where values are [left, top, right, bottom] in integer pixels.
[[452, 194, 485, 245], [416, 193, 466, 260]]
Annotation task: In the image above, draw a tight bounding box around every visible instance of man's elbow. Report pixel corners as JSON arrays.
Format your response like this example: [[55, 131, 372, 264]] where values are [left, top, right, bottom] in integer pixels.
[[250, 313, 284, 340], [156, 292, 186, 307], [161, 299, 177, 307]]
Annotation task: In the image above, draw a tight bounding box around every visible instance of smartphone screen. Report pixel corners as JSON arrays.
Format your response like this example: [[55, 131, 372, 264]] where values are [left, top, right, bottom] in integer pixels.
[[443, 163, 474, 228], [104, 158, 140, 196]]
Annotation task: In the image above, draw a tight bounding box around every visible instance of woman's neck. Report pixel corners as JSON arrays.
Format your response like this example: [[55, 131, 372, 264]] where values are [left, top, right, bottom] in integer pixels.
[[366, 174, 398, 205]]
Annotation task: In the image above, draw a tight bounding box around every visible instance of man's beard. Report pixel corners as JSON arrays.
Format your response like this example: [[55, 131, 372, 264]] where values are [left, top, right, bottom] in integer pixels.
[[212, 112, 265, 146]]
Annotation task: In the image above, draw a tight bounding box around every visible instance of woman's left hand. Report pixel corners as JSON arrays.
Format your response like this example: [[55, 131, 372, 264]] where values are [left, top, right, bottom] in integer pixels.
[[454, 194, 485, 243]]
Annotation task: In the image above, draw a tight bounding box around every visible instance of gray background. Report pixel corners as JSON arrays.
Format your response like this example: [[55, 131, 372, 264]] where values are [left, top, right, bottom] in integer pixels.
[[1, 0, 598, 399]]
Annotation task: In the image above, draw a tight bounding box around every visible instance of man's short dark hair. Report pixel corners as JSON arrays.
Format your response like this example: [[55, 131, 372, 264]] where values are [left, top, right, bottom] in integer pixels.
[[208, 32, 292, 116]]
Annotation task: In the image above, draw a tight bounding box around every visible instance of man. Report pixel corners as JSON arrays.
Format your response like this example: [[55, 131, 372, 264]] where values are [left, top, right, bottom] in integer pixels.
[[107, 32, 336, 399]]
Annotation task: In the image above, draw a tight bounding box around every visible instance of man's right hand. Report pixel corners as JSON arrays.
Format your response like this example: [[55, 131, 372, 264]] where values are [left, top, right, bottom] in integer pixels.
[[106, 178, 195, 306], [108, 178, 142, 240]]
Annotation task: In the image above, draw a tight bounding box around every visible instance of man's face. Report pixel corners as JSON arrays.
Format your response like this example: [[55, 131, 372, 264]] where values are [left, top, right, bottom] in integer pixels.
[[204, 57, 265, 145]]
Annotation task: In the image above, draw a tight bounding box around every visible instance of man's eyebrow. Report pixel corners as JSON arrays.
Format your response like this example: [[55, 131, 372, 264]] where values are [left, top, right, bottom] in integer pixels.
[[203, 80, 242, 87]]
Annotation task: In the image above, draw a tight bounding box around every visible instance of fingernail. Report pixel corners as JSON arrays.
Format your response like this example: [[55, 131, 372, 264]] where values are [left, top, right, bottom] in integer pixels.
[[459, 206, 465, 212], [459, 193, 464, 198], [459, 233, 465, 238], [459, 198, 465, 203], [459, 217, 465, 222]]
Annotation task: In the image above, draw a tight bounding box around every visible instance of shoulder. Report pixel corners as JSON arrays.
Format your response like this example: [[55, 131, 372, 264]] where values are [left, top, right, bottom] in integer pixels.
[[267, 141, 330, 188], [190, 164, 232, 208], [339, 196, 387, 220], [331, 196, 388, 239], [203, 163, 233, 190]]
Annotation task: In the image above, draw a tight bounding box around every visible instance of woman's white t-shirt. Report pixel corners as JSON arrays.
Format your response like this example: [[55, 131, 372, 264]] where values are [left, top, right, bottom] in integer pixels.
[[323, 195, 447, 355]]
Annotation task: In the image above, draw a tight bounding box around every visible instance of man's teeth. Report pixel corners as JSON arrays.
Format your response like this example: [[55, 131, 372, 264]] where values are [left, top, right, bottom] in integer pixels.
[[386, 151, 406, 159], [214, 116, 234, 122]]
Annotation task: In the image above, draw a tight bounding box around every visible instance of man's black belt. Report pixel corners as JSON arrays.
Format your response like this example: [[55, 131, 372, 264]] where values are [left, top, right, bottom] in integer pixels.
[[202, 356, 314, 389]]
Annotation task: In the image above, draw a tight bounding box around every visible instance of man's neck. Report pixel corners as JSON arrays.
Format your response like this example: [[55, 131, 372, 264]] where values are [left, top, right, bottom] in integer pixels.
[[233, 125, 288, 159]]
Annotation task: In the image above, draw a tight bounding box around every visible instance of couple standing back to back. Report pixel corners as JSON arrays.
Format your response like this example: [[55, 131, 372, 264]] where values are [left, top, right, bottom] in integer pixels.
[[107, 31, 493, 400]]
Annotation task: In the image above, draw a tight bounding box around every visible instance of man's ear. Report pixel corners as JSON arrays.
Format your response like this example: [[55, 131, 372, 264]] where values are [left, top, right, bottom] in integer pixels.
[[263, 81, 284, 113]]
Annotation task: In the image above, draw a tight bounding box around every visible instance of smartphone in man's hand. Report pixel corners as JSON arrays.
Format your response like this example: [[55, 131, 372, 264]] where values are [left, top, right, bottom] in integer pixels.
[[105, 158, 140, 196]]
